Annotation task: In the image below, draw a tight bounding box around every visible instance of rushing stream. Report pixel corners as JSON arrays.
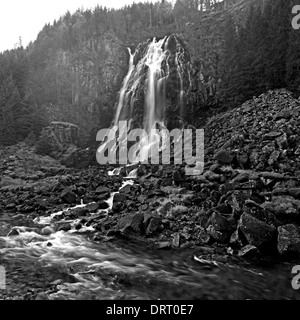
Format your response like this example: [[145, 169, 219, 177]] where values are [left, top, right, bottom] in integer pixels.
[[0, 208, 299, 300]]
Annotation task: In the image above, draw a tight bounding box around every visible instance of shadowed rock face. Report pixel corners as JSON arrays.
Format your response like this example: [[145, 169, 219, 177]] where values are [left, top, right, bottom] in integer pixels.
[[44, 31, 128, 144], [40, 121, 79, 153], [48, 122, 80, 149]]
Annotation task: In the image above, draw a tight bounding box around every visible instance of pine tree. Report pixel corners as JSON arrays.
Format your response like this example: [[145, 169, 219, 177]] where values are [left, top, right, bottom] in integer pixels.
[[262, 0, 291, 89]]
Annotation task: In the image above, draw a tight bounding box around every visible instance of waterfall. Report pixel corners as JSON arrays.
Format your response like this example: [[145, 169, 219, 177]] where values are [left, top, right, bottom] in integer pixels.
[[108, 35, 193, 166]]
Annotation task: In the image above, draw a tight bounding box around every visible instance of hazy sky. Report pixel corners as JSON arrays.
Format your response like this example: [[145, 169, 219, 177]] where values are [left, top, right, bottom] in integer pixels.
[[0, 0, 162, 53]]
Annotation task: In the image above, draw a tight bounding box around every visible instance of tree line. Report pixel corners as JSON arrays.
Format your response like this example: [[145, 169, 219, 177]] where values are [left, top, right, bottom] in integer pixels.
[[0, 0, 299, 146]]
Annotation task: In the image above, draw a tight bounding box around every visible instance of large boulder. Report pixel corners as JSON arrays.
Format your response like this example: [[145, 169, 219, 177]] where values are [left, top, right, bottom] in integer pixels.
[[117, 213, 144, 235], [206, 212, 234, 243], [238, 213, 277, 252], [261, 196, 300, 223], [145, 216, 163, 236]]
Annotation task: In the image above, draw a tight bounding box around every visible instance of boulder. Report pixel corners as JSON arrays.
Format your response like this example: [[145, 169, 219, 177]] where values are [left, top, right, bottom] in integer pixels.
[[113, 193, 127, 203], [41, 226, 55, 236], [145, 217, 163, 235], [98, 201, 109, 209], [57, 223, 72, 232], [117, 213, 144, 235], [261, 196, 300, 222], [85, 203, 100, 213], [60, 189, 77, 204], [206, 212, 234, 243], [95, 186, 111, 196], [238, 213, 277, 252], [65, 207, 89, 217], [119, 184, 132, 194]]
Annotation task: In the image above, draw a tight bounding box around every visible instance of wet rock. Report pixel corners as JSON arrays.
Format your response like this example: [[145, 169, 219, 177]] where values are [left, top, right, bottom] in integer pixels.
[[238, 245, 261, 260], [206, 212, 234, 243], [85, 203, 100, 213], [57, 223, 72, 232], [243, 205, 281, 228], [117, 213, 144, 235], [75, 223, 82, 230], [41, 226, 55, 236], [238, 213, 277, 252], [231, 172, 249, 183], [172, 233, 181, 248], [66, 207, 89, 217], [230, 229, 247, 248], [95, 186, 110, 195], [60, 189, 77, 204], [145, 217, 163, 235], [112, 202, 124, 213], [114, 193, 127, 203], [157, 241, 171, 249], [277, 224, 300, 257], [119, 184, 132, 194], [98, 201, 109, 209], [7, 229, 20, 237], [82, 195, 94, 204]]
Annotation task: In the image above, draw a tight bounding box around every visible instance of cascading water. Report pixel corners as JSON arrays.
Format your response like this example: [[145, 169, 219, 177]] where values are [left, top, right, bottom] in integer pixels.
[[0, 209, 297, 300], [106, 35, 193, 167]]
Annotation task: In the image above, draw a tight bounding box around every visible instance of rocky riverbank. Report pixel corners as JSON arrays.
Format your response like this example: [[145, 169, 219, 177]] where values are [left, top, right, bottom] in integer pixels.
[[1, 89, 300, 265]]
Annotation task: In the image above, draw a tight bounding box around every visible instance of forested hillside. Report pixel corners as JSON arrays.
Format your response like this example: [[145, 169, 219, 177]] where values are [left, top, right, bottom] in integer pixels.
[[0, 0, 299, 147]]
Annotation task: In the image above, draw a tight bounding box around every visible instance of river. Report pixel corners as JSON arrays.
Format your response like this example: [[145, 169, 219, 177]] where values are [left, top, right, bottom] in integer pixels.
[[0, 209, 299, 300]]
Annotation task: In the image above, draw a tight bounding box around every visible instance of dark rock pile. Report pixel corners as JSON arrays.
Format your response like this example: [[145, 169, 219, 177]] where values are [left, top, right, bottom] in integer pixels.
[[1, 89, 300, 263], [189, 88, 300, 259]]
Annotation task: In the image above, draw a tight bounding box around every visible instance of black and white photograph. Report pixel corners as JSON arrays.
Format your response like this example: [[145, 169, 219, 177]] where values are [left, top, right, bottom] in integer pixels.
[[0, 0, 300, 304]]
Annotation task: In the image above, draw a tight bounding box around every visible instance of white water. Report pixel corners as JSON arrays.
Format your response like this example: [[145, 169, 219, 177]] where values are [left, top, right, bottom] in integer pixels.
[[110, 37, 188, 165], [114, 48, 135, 125], [0, 219, 296, 300]]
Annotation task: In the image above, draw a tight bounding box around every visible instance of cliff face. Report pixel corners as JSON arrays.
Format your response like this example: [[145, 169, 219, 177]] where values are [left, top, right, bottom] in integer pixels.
[[31, 30, 128, 145], [26, 0, 271, 143]]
